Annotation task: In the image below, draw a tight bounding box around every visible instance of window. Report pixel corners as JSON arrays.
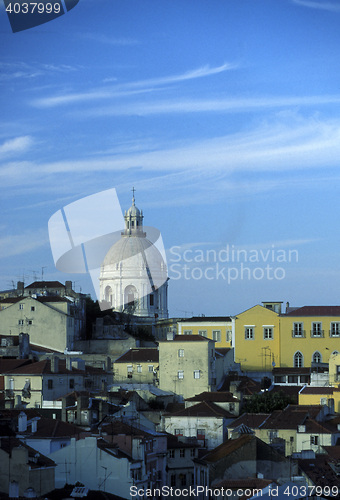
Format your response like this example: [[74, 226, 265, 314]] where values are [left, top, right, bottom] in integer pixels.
[[168, 449, 175, 458], [31, 306, 35, 312], [310, 435, 319, 445], [199, 330, 207, 337], [312, 351, 322, 364], [175, 429, 183, 436], [212, 330, 221, 342], [19, 304, 24, 310], [69, 379, 74, 389], [180, 449, 185, 458], [178, 370, 184, 379], [178, 349, 184, 357], [179, 474, 186, 486], [149, 294, 154, 306], [294, 351, 303, 368], [183, 330, 192, 335], [245, 326, 254, 339], [148, 365, 154, 372], [127, 365, 133, 373], [191, 448, 196, 457], [137, 365, 142, 373], [197, 429, 205, 440], [288, 375, 298, 384], [27, 320, 32, 325], [47, 379, 53, 390], [263, 327, 273, 339], [311, 322, 322, 337], [330, 322, 340, 337], [193, 370, 200, 379], [293, 322, 304, 337], [18, 319, 24, 326], [226, 330, 232, 342]]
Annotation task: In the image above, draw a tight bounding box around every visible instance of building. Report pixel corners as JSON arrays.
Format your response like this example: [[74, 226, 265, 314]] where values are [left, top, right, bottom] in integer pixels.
[[113, 348, 159, 384], [162, 401, 233, 449], [177, 317, 233, 349], [0, 295, 82, 352], [0, 437, 56, 497], [234, 302, 340, 374], [99, 191, 168, 319], [158, 334, 220, 399]]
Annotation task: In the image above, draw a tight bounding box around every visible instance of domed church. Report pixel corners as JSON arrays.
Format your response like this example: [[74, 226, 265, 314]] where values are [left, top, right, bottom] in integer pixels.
[[99, 190, 168, 319]]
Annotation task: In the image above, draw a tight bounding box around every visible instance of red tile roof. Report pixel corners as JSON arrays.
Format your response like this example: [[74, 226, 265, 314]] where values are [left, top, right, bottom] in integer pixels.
[[114, 348, 159, 363], [200, 435, 254, 462], [25, 281, 65, 289], [2, 359, 84, 376], [165, 401, 234, 418], [286, 306, 340, 316], [228, 413, 270, 430], [185, 391, 239, 403]]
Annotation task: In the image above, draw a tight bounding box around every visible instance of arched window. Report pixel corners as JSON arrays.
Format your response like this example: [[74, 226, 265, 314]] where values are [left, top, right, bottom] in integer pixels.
[[294, 351, 303, 368], [104, 286, 112, 305], [124, 285, 137, 308], [312, 351, 322, 364]]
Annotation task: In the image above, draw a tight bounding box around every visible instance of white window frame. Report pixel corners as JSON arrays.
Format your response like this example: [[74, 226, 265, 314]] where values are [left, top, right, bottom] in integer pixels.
[[137, 365, 142, 373], [183, 330, 192, 335], [193, 370, 200, 379], [212, 330, 221, 342], [311, 322, 322, 337], [148, 365, 154, 372], [330, 322, 340, 337], [178, 349, 184, 357], [263, 326, 274, 340], [198, 330, 207, 337], [178, 370, 184, 379], [293, 322, 304, 337], [245, 326, 254, 340]]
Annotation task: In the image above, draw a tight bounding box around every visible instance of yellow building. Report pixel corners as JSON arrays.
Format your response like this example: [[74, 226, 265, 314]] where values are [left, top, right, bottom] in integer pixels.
[[280, 306, 340, 369], [177, 316, 233, 349], [298, 386, 340, 413], [234, 302, 340, 373], [329, 352, 340, 386], [234, 303, 281, 372]]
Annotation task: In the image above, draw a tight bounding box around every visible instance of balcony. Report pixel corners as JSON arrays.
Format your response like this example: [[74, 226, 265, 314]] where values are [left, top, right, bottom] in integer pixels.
[[310, 330, 324, 338], [291, 330, 306, 338]]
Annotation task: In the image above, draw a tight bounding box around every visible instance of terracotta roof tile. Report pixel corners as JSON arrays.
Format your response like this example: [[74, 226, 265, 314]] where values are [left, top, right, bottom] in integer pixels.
[[185, 391, 239, 403], [286, 306, 340, 316], [114, 348, 159, 363], [200, 435, 254, 462], [165, 401, 234, 418]]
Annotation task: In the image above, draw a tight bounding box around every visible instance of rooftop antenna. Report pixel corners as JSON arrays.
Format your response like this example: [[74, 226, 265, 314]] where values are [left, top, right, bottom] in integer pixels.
[[41, 266, 47, 281], [29, 270, 38, 281]]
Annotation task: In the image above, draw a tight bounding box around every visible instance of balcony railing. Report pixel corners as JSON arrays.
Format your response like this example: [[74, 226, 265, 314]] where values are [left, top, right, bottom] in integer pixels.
[[329, 330, 340, 337], [310, 330, 324, 338], [291, 330, 306, 338]]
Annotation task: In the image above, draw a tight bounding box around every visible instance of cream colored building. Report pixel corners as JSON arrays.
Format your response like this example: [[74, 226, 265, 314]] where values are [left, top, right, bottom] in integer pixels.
[[158, 334, 219, 399], [113, 348, 159, 384], [0, 295, 80, 352], [2, 357, 87, 408]]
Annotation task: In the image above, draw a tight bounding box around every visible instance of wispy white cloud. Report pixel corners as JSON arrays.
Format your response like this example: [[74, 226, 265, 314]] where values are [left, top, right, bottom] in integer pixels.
[[292, 0, 340, 12], [0, 136, 33, 157], [0, 62, 79, 82], [31, 63, 236, 108], [84, 94, 340, 117], [79, 32, 140, 45], [0, 229, 48, 259]]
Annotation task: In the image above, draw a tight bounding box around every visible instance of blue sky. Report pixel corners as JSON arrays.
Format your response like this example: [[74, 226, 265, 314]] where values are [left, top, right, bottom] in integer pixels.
[[1, 0, 340, 316]]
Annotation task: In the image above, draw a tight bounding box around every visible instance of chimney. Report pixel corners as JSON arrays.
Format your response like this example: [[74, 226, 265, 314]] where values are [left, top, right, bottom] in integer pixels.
[[286, 301, 290, 313], [15, 395, 22, 408], [18, 412, 27, 432], [65, 281, 72, 296], [66, 357, 72, 371], [167, 331, 175, 341], [17, 281, 24, 296], [51, 356, 59, 373]]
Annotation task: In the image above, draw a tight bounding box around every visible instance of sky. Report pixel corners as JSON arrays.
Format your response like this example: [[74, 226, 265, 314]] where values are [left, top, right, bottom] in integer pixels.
[[1, 0, 340, 317]]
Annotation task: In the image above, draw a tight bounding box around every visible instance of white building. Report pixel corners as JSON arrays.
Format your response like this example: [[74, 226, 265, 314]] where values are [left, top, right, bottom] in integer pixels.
[[99, 192, 168, 319]]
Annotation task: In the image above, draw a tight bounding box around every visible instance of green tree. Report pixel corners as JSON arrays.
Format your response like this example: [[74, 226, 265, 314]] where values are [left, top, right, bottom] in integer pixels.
[[243, 390, 294, 413]]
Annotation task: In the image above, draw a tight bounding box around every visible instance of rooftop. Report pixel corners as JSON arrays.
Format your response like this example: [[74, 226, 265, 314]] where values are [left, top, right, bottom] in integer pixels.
[[114, 348, 159, 363], [285, 305, 340, 316], [165, 401, 234, 418]]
